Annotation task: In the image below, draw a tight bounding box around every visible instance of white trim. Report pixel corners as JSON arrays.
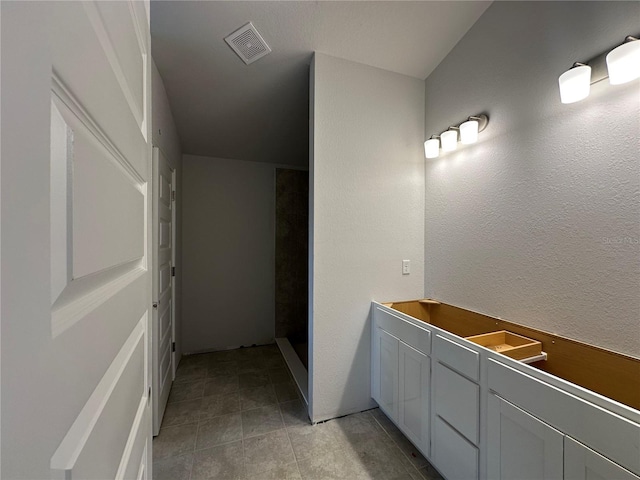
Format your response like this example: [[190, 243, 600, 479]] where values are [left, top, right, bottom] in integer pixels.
[[52, 264, 145, 338], [114, 396, 146, 480], [275, 337, 309, 406]]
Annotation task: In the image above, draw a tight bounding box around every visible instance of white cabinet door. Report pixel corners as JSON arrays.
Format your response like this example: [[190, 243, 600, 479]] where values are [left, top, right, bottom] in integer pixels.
[[398, 342, 430, 455], [488, 394, 564, 480], [372, 327, 399, 422], [565, 436, 640, 480]]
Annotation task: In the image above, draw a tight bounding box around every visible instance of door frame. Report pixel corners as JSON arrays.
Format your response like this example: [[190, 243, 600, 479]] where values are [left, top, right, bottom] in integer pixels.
[[151, 146, 176, 435]]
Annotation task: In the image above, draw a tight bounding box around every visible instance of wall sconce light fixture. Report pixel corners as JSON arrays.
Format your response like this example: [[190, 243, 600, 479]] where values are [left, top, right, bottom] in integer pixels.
[[558, 35, 639, 104], [424, 114, 489, 159]]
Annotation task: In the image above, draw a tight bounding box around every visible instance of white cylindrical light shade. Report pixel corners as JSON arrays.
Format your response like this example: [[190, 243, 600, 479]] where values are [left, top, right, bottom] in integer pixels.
[[558, 65, 591, 104], [424, 138, 440, 158], [441, 130, 458, 152], [460, 119, 479, 144], [606, 40, 640, 85]]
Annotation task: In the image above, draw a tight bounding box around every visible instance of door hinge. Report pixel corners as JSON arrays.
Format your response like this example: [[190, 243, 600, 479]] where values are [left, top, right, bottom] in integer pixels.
[[172, 266, 175, 277], [172, 342, 176, 353], [172, 190, 176, 201]]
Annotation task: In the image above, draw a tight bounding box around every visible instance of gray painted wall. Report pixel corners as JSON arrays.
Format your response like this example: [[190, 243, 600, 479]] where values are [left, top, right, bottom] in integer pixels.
[[424, 2, 640, 358], [181, 154, 278, 353], [152, 60, 184, 363], [310, 53, 425, 422]]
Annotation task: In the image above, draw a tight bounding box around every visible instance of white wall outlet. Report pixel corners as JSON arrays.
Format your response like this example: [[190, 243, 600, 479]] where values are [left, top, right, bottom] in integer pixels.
[[402, 259, 410, 275]]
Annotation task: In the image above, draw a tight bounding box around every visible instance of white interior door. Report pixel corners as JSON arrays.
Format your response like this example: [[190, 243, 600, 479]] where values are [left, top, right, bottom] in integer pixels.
[[152, 147, 175, 435], [1, 2, 152, 479]]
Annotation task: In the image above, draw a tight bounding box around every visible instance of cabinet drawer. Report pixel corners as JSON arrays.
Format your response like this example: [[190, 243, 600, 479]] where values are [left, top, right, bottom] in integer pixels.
[[435, 362, 479, 445], [434, 334, 479, 381], [375, 306, 431, 355], [433, 416, 479, 480]]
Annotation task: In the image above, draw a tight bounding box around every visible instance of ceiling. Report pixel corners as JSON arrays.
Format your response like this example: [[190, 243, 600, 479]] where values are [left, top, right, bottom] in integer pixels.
[[151, 1, 492, 167]]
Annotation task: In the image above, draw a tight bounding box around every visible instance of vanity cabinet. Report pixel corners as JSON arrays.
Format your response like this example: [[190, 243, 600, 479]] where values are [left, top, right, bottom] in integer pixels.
[[372, 307, 431, 457], [371, 301, 640, 480]]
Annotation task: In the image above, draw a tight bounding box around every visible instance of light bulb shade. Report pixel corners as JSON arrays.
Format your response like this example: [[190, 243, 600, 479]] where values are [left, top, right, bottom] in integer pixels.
[[606, 39, 640, 85], [424, 138, 440, 158], [459, 119, 479, 144], [441, 130, 458, 152], [558, 65, 591, 104]]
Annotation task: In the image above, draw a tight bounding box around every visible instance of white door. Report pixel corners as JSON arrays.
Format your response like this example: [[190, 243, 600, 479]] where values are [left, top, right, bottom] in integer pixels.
[[488, 394, 564, 480], [1, 2, 152, 479], [565, 436, 640, 480], [152, 147, 175, 435], [398, 342, 430, 455]]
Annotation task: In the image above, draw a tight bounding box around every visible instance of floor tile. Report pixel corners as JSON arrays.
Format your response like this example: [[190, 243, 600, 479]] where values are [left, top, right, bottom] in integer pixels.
[[274, 381, 299, 402], [287, 423, 340, 462], [175, 363, 207, 384], [196, 413, 242, 450], [204, 375, 239, 396], [263, 355, 286, 369], [280, 399, 309, 427], [297, 447, 368, 480], [162, 398, 203, 427], [370, 409, 429, 469], [191, 441, 245, 480], [168, 379, 205, 404], [152, 452, 193, 480], [326, 411, 387, 446], [204, 349, 241, 363], [268, 367, 292, 384], [352, 436, 413, 480], [414, 464, 444, 480], [153, 423, 198, 460], [199, 392, 240, 420], [179, 354, 209, 368], [256, 461, 302, 479], [241, 404, 284, 438], [239, 384, 277, 410], [207, 360, 238, 378], [238, 371, 270, 389], [243, 429, 296, 476]]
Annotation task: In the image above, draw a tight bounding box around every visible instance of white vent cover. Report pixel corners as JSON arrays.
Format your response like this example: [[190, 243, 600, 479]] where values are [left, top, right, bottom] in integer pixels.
[[224, 22, 271, 65]]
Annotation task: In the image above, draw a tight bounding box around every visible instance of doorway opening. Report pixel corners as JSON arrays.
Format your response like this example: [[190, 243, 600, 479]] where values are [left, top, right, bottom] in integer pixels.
[[274, 168, 309, 402]]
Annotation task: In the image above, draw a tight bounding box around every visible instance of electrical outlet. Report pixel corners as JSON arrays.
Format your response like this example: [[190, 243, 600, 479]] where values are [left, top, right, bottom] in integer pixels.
[[402, 259, 410, 275]]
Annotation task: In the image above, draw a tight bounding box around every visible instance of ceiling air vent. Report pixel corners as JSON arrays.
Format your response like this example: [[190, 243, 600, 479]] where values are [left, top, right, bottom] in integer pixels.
[[224, 22, 271, 65]]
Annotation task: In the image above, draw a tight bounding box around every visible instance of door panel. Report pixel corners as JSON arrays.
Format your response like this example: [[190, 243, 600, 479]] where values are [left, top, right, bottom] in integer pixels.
[[1, 1, 152, 478], [565, 436, 640, 480], [398, 342, 430, 455], [152, 147, 174, 434], [487, 394, 564, 480]]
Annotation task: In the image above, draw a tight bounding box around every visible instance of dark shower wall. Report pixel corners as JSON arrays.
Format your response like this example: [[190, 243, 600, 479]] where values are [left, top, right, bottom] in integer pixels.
[[275, 169, 309, 354]]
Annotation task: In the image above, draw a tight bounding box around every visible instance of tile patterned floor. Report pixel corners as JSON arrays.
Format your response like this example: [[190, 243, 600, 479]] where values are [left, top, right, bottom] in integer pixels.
[[153, 344, 443, 480]]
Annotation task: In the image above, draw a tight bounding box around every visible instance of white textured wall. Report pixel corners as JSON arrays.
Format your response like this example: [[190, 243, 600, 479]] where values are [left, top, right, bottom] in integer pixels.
[[152, 60, 184, 362], [311, 53, 425, 422], [424, 2, 640, 358], [181, 155, 276, 353]]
